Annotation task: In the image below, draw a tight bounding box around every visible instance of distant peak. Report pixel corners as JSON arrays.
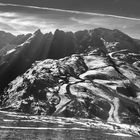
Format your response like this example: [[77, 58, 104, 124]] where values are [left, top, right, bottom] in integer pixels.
[[34, 29, 42, 35]]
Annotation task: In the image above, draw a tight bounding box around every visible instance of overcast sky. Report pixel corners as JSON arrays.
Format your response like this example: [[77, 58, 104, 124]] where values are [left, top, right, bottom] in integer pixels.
[[0, 0, 140, 39]]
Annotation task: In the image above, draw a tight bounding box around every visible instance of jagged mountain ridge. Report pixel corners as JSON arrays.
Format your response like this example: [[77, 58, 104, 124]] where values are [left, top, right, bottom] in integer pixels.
[[0, 31, 15, 49], [1, 28, 140, 126], [0, 31, 32, 50], [0, 33, 32, 57], [0, 28, 140, 94]]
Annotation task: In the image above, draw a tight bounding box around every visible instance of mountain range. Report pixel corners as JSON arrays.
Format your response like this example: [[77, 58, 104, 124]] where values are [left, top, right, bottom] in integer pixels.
[[0, 27, 140, 129]]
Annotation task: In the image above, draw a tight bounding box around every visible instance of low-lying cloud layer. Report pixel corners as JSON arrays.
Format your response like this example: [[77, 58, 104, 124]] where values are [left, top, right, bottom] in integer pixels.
[[0, 3, 140, 39]]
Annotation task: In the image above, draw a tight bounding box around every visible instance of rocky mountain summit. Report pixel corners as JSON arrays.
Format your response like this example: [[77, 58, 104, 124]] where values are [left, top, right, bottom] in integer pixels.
[[1, 28, 140, 127]]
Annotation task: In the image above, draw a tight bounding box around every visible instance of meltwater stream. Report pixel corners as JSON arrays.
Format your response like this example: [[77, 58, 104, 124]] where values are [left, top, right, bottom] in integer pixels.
[[0, 111, 139, 140]]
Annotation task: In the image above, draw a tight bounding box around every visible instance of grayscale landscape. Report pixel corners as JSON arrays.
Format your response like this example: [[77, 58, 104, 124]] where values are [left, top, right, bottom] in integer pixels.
[[0, 0, 140, 140]]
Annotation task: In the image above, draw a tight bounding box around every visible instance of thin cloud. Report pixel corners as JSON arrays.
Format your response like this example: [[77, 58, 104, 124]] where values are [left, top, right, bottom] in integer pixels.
[[0, 12, 18, 18], [0, 2, 140, 21], [0, 11, 61, 35], [0, 22, 15, 31]]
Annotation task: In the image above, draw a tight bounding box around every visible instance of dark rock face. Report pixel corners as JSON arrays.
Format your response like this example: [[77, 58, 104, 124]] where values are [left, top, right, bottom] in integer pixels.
[[48, 29, 76, 59], [75, 30, 91, 53], [2, 51, 140, 125]]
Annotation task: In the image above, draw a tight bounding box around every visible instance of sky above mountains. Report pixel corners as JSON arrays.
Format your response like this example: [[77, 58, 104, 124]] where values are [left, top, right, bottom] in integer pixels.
[[0, 0, 140, 39], [0, 0, 140, 17]]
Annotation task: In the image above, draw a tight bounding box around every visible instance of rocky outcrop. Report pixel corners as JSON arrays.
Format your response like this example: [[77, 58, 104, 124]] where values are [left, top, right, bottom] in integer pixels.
[[2, 51, 140, 125]]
